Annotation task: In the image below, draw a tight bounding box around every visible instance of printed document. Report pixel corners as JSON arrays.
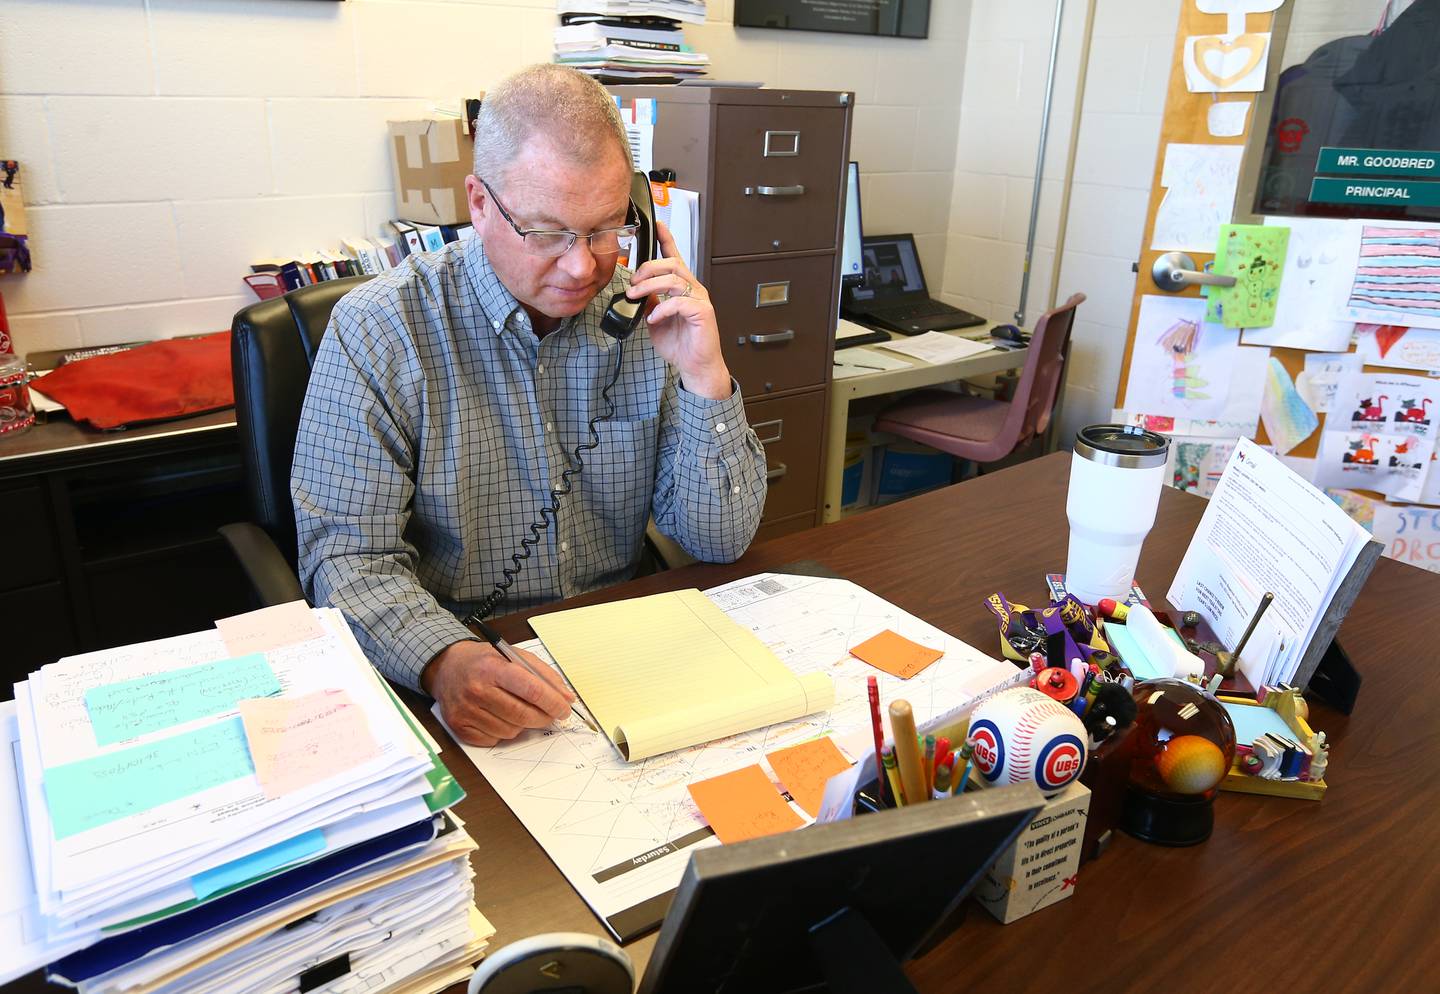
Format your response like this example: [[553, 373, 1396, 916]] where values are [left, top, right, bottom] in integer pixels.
[[1167, 438, 1370, 687]]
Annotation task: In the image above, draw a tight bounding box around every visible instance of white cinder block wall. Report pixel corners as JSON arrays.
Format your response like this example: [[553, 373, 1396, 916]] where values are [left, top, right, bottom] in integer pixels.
[[0, 0, 972, 356], [942, 0, 1183, 446]]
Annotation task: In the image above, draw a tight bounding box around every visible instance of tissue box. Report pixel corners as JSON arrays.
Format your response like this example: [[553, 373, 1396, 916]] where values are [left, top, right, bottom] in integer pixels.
[[973, 781, 1090, 923]]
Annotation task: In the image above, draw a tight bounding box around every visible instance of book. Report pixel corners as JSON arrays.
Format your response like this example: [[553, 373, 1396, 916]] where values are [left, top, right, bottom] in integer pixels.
[[529, 589, 835, 761]]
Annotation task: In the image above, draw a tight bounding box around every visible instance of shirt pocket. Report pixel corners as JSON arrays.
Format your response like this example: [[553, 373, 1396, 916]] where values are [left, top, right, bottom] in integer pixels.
[[579, 415, 660, 557]]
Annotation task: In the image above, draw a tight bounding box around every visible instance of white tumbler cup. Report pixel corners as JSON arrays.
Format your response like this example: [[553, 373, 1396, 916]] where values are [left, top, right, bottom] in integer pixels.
[[1065, 425, 1170, 605]]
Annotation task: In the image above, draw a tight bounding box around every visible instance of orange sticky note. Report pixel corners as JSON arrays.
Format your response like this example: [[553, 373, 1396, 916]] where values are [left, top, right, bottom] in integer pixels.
[[687, 764, 803, 844], [765, 737, 852, 818], [238, 688, 380, 799], [849, 629, 944, 679]]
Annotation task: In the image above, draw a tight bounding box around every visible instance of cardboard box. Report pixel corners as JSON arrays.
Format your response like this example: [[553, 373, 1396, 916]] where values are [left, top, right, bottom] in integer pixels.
[[388, 119, 472, 226], [973, 782, 1090, 923]]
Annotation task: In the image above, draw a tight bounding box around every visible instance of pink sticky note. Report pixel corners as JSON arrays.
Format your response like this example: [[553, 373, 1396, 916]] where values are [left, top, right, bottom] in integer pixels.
[[217, 600, 325, 658], [238, 689, 380, 799]]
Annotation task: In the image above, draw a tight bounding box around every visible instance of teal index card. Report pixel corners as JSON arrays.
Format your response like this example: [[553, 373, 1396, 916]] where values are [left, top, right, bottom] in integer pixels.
[[84, 653, 281, 746], [44, 717, 256, 840]]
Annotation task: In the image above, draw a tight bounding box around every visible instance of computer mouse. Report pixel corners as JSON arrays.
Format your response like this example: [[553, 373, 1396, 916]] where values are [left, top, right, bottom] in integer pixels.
[[991, 323, 1028, 343]]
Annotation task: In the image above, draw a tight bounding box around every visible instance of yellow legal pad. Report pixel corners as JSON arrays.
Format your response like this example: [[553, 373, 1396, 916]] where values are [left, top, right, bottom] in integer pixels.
[[529, 589, 835, 761]]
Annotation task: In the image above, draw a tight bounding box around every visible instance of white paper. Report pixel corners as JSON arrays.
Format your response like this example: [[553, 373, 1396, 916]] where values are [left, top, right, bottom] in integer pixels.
[[1344, 221, 1440, 331], [834, 350, 912, 375], [875, 331, 992, 364], [1123, 295, 1269, 420], [446, 573, 1017, 941], [1170, 436, 1247, 497], [1336, 372, 1440, 439], [1313, 428, 1433, 502], [1168, 439, 1370, 688], [1259, 356, 1319, 455], [1240, 217, 1359, 352], [1151, 144, 1245, 253], [1114, 408, 1260, 439], [25, 610, 432, 923], [1195, 0, 1283, 12], [1374, 505, 1440, 575], [1355, 324, 1440, 372], [654, 187, 699, 273], [1207, 100, 1252, 137], [1183, 32, 1271, 94], [1296, 352, 1363, 413], [837, 318, 879, 340], [623, 121, 653, 173]]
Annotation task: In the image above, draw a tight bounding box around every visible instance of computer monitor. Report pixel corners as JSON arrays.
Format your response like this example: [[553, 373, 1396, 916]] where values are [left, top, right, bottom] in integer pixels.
[[840, 162, 864, 287], [636, 784, 1045, 994]]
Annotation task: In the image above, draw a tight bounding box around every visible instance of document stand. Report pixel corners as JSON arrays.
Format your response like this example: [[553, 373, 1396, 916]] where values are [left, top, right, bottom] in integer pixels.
[[808, 908, 918, 994], [1294, 537, 1380, 715]]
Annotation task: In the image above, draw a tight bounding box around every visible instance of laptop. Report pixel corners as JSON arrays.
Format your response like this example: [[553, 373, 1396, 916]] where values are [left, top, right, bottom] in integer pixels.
[[844, 233, 986, 336]]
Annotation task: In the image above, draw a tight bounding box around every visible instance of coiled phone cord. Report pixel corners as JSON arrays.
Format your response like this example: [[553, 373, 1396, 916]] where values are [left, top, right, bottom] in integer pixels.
[[465, 340, 626, 625]]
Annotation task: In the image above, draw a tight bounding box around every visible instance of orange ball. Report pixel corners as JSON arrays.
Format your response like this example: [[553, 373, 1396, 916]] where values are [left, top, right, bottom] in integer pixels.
[[1155, 735, 1227, 795]]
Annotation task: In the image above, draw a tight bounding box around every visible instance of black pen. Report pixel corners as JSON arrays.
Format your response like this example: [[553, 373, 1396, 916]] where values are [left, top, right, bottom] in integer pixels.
[[834, 359, 885, 371], [474, 619, 598, 732]]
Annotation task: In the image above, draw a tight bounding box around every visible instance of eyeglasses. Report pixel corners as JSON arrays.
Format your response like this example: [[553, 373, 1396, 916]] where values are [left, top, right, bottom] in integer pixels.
[[480, 179, 639, 259]]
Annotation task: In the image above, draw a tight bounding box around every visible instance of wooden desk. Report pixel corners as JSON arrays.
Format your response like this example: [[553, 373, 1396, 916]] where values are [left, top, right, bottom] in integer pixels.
[[435, 451, 1436, 993], [823, 333, 1026, 522], [9, 453, 1433, 993]]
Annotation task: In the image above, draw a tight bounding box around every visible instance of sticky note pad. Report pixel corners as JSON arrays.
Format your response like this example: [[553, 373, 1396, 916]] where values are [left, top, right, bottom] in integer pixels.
[[217, 600, 325, 658], [239, 689, 380, 800], [766, 737, 852, 818], [687, 764, 803, 844], [84, 653, 280, 746], [44, 717, 256, 840], [191, 828, 326, 900], [849, 630, 944, 679]]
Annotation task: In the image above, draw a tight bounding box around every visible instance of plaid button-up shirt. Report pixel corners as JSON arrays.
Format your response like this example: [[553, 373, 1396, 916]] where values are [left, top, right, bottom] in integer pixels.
[[292, 236, 767, 691]]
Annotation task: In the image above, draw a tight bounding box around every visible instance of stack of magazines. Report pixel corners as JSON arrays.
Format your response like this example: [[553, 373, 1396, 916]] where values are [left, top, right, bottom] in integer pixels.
[[555, 2, 710, 83]]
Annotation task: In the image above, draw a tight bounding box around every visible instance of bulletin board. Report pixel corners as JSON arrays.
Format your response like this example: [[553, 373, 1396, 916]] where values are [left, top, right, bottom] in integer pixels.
[[1114, 0, 1440, 574]]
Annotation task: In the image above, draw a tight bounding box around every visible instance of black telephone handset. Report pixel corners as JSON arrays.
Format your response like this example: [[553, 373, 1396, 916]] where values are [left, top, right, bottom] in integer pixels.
[[600, 171, 659, 341], [468, 172, 659, 626]]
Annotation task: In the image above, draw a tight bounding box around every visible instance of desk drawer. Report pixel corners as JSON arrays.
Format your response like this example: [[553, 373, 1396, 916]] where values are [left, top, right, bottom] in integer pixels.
[[713, 255, 834, 397], [747, 391, 824, 522], [711, 105, 846, 257], [0, 482, 59, 590]]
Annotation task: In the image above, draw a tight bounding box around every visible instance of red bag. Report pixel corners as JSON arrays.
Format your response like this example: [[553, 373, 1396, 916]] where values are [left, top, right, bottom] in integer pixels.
[[37, 332, 233, 430]]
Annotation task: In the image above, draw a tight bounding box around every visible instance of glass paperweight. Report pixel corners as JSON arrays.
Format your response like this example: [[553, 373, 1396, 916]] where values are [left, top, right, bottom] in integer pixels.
[[1122, 678, 1236, 846]]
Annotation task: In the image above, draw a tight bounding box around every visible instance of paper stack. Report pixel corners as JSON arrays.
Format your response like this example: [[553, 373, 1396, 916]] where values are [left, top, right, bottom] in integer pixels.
[[555, 4, 710, 83], [1, 603, 492, 993]]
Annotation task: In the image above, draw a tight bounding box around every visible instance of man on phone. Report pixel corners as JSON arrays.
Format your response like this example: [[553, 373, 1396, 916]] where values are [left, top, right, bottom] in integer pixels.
[[292, 65, 767, 746]]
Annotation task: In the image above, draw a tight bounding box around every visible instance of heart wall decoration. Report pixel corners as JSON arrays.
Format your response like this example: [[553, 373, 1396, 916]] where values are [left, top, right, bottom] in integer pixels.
[[1183, 31, 1271, 93]]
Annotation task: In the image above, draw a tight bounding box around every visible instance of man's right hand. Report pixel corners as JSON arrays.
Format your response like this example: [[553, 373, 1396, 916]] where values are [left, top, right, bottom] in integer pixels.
[[422, 640, 576, 747]]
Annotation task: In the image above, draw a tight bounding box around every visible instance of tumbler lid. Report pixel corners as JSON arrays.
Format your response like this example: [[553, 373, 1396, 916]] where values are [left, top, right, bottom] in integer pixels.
[[1074, 424, 1169, 469]]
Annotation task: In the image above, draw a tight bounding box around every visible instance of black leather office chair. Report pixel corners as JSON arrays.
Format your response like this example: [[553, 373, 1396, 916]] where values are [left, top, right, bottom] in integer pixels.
[[220, 276, 374, 607]]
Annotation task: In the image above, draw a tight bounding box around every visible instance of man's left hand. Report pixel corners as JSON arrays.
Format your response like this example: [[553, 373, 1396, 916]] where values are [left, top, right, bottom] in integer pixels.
[[628, 220, 732, 400]]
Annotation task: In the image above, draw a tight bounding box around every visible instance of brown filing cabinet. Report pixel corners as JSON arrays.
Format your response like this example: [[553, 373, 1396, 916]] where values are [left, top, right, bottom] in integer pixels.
[[614, 86, 853, 535]]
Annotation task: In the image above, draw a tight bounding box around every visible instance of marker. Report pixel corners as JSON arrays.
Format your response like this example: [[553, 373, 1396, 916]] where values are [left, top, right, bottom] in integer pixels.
[[923, 734, 936, 796], [1097, 598, 1130, 621], [934, 736, 951, 777], [882, 745, 903, 807], [933, 763, 952, 799], [889, 701, 928, 805], [867, 676, 888, 807], [953, 739, 975, 795]]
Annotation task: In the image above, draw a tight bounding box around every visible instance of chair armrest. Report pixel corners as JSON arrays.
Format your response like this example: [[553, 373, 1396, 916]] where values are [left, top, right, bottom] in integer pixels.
[[218, 522, 307, 608]]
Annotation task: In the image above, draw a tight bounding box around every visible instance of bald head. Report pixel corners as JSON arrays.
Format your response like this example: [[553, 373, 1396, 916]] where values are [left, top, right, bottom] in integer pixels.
[[472, 64, 632, 186]]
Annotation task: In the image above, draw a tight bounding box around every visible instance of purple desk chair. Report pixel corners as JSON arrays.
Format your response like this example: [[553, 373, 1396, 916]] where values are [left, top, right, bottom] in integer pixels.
[[873, 293, 1085, 470]]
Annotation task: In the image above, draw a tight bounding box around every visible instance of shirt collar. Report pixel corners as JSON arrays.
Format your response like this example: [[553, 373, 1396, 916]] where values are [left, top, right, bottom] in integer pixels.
[[462, 234, 630, 344]]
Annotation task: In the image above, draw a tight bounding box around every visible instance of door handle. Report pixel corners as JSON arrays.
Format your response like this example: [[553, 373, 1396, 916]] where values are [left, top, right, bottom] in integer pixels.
[[749, 330, 795, 345], [745, 184, 806, 197], [1150, 252, 1238, 293], [766, 462, 788, 483]]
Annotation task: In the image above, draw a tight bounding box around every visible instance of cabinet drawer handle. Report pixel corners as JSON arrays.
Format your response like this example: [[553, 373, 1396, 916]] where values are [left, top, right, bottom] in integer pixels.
[[753, 418, 784, 444], [749, 330, 795, 345], [755, 184, 805, 197], [766, 462, 788, 483]]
